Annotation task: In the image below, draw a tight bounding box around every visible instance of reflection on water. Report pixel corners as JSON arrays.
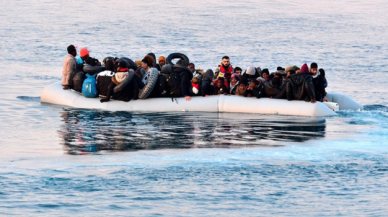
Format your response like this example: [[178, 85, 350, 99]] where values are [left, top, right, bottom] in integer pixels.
[[58, 109, 326, 154]]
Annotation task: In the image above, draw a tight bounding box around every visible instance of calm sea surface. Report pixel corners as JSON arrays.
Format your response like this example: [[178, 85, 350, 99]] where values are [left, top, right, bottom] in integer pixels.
[[1, 0, 388, 216]]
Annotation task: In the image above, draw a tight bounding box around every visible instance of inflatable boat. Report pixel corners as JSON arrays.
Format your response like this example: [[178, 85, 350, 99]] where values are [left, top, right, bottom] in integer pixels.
[[41, 81, 363, 117]]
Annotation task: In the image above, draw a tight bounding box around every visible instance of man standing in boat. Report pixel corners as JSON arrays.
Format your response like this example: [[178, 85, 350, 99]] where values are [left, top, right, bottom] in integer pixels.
[[214, 56, 233, 84], [62, 45, 77, 90]]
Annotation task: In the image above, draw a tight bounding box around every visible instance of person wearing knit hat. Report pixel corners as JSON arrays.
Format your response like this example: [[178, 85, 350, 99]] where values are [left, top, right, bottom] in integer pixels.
[[286, 64, 316, 103], [242, 66, 260, 83], [300, 63, 309, 73], [235, 76, 248, 96], [156, 56, 166, 71]]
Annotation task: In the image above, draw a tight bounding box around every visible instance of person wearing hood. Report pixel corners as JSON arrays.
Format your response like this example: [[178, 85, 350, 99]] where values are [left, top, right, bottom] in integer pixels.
[[242, 66, 260, 82], [229, 73, 240, 95], [286, 63, 316, 103], [310, 62, 328, 102], [170, 59, 193, 101], [235, 76, 248, 96], [244, 79, 264, 98], [150, 64, 173, 98], [214, 56, 233, 83], [201, 69, 215, 97], [62, 45, 78, 90]]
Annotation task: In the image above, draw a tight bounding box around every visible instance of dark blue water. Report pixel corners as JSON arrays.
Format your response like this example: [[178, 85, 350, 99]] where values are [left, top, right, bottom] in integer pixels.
[[1, 0, 388, 216]]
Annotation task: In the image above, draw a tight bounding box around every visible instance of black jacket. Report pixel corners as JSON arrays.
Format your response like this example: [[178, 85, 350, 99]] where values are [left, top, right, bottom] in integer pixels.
[[286, 73, 315, 101], [172, 66, 193, 97], [313, 74, 326, 101], [201, 69, 215, 96], [244, 84, 264, 98], [96, 71, 115, 97], [264, 81, 282, 97]]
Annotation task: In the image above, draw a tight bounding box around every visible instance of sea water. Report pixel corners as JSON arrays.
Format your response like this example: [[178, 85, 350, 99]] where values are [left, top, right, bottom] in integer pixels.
[[0, 0, 388, 216]]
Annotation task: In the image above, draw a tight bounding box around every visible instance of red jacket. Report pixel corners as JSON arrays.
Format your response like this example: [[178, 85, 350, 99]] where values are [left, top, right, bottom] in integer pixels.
[[218, 64, 233, 81]]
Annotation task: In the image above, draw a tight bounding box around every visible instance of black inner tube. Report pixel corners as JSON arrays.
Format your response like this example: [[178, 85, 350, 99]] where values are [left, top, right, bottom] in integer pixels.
[[166, 53, 190, 66], [120, 57, 138, 71]]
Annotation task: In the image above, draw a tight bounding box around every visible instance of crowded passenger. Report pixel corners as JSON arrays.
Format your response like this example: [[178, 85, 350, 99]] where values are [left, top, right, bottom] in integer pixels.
[[201, 69, 215, 97], [213, 77, 229, 95], [235, 77, 248, 96], [214, 56, 233, 83], [310, 62, 328, 102], [96, 60, 116, 97], [156, 56, 166, 71], [242, 66, 260, 82], [62, 45, 78, 90], [233, 67, 242, 76], [170, 59, 193, 101], [264, 77, 283, 98], [244, 79, 264, 98], [286, 63, 316, 103], [229, 73, 240, 95], [260, 68, 270, 82]]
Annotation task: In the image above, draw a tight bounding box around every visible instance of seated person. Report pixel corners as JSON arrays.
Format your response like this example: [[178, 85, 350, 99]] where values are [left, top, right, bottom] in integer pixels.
[[190, 77, 200, 96], [62, 45, 77, 90], [244, 79, 264, 98], [311, 62, 329, 102], [100, 69, 139, 103], [286, 63, 316, 103], [171, 59, 193, 101], [260, 68, 270, 82], [229, 73, 240, 95], [233, 67, 242, 76], [235, 77, 248, 96], [96, 60, 116, 97], [214, 56, 233, 83], [242, 66, 260, 82], [264, 77, 283, 98], [156, 56, 166, 71], [213, 77, 229, 95], [201, 69, 215, 97]]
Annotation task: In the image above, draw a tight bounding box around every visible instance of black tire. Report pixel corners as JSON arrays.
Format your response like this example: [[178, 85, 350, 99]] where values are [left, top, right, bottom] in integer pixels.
[[120, 57, 138, 71], [166, 53, 190, 66], [83, 65, 106, 75], [138, 68, 159, 99], [113, 70, 135, 93]]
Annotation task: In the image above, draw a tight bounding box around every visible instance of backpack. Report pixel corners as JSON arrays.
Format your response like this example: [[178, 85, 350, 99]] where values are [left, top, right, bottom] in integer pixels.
[[152, 73, 169, 98], [168, 72, 182, 97], [82, 73, 98, 98]]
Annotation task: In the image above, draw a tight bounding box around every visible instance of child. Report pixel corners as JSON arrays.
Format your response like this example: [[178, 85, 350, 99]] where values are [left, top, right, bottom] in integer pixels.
[[191, 77, 200, 95], [213, 77, 229, 95]]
